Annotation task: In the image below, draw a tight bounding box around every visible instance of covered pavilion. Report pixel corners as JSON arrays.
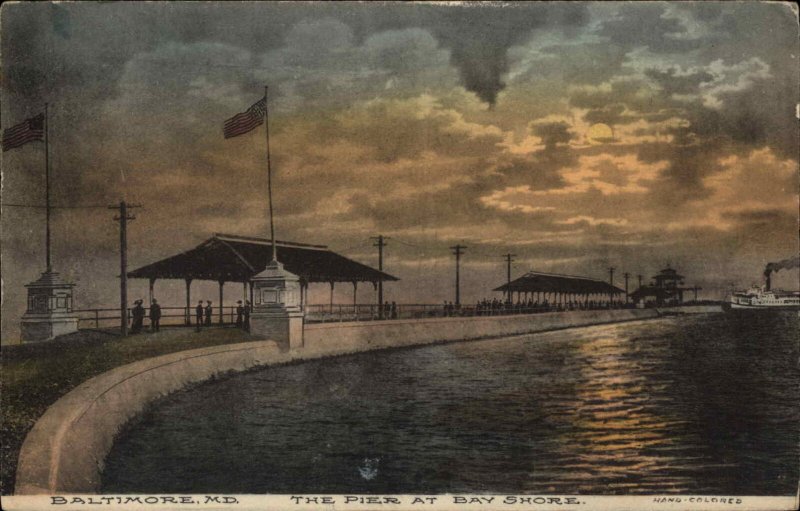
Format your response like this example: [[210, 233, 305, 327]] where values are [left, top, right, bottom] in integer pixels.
[[494, 270, 625, 307], [127, 233, 398, 322]]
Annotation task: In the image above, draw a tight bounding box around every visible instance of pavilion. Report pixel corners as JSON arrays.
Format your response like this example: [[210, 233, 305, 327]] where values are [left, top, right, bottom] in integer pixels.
[[127, 233, 398, 321], [494, 270, 625, 306], [629, 266, 688, 306]]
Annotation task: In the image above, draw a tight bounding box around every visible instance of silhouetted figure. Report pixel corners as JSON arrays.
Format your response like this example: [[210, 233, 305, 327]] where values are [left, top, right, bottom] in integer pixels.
[[149, 299, 162, 332], [236, 300, 244, 328], [205, 301, 213, 326], [244, 300, 251, 332], [195, 301, 204, 331], [391, 301, 397, 319], [131, 300, 145, 334]]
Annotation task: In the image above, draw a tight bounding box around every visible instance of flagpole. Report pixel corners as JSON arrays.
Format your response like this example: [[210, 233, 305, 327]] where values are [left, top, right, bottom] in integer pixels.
[[45, 102, 51, 273], [265, 85, 277, 263]]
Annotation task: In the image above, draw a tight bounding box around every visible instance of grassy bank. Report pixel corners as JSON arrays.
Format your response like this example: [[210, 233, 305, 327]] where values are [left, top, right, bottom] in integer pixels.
[[0, 327, 260, 494]]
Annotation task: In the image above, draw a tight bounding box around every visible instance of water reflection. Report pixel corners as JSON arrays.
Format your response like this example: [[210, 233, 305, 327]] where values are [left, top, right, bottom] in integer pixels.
[[102, 314, 799, 495]]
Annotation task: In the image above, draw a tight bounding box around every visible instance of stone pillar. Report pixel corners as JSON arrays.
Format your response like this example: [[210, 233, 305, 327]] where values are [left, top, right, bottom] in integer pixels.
[[249, 260, 304, 351], [21, 271, 79, 343]]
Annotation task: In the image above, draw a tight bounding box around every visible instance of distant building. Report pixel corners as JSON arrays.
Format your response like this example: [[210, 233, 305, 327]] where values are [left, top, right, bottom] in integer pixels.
[[629, 266, 688, 307]]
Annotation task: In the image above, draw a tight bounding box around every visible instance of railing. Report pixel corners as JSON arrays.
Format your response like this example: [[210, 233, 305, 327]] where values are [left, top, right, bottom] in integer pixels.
[[74, 306, 244, 330], [303, 302, 636, 323], [75, 302, 639, 330]]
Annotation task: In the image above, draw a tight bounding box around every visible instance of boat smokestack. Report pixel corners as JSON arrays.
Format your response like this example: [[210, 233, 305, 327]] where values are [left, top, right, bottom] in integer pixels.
[[763, 255, 800, 292]]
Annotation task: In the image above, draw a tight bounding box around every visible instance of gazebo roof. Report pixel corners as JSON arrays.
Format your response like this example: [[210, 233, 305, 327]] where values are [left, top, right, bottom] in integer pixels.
[[128, 233, 398, 284], [494, 271, 625, 294]]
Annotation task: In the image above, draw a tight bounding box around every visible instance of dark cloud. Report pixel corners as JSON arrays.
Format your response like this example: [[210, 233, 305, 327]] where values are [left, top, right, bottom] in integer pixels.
[[533, 122, 573, 148]]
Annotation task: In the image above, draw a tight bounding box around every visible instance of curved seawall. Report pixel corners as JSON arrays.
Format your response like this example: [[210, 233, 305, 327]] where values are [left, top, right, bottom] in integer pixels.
[[16, 308, 670, 494]]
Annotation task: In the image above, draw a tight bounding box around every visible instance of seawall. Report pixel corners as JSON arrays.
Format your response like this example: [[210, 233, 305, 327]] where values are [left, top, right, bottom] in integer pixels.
[[16, 307, 705, 494]]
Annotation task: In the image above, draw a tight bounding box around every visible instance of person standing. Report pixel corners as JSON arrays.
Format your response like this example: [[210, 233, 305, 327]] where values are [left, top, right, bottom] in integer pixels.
[[243, 300, 251, 332], [131, 300, 145, 334], [235, 300, 244, 328], [195, 300, 204, 331], [149, 299, 162, 332], [391, 301, 398, 319], [204, 300, 213, 326]]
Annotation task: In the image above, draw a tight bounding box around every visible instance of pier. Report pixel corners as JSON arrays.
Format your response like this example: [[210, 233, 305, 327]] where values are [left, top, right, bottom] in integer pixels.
[[13, 304, 724, 494]]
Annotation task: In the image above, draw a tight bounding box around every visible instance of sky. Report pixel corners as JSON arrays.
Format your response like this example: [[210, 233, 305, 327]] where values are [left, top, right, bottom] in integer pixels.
[[1, 1, 798, 341]]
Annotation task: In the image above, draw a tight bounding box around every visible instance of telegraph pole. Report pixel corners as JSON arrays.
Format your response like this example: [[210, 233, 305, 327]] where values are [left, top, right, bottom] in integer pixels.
[[370, 235, 389, 318], [502, 253, 516, 302], [608, 267, 615, 305], [109, 201, 141, 336], [450, 245, 467, 306], [623, 272, 630, 303]]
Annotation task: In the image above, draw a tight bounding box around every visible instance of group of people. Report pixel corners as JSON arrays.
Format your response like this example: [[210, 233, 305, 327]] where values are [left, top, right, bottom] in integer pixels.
[[130, 299, 161, 333], [128, 298, 253, 335], [474, 297, 625, 315], [194, 300, 252, 331], [380, 301, 399, 319]]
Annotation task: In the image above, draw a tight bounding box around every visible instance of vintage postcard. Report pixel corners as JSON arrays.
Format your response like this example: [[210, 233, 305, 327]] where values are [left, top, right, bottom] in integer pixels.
[[1, 2, 798, 510]]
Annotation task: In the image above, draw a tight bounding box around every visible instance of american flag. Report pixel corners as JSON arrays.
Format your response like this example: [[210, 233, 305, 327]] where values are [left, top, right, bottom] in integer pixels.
[[223, 97, 267, 139], [2, 113, 44, 152]]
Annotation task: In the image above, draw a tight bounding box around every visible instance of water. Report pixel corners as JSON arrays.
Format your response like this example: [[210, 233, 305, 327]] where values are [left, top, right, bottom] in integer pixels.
[[102, 313, 799, 495]]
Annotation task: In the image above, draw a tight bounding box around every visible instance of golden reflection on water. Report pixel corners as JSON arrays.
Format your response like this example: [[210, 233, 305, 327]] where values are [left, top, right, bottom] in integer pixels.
[[532, 330, 696, 493]]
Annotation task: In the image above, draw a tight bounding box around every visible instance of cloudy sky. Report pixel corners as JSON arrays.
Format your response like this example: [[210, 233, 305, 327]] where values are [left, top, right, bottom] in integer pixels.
[[1, 2, 798, 340]]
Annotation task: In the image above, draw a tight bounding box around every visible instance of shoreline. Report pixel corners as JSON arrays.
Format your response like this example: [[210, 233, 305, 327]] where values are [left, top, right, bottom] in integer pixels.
[[14, 306, 722, 495]]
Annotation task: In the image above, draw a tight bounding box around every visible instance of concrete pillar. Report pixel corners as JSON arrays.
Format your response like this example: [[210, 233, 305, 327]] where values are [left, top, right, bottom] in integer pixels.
[[148, 278, 156, 306], [329, 282, 335, 313], [249, 260, 305, 351], [243, 282, 247, 301]]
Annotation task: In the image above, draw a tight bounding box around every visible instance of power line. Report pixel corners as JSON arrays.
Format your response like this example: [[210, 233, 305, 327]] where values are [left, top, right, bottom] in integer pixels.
[[450, 244, 467, 306], [370, 235, 389, 318], [109, 201, 142, 336], [502, 253, 516, 301]]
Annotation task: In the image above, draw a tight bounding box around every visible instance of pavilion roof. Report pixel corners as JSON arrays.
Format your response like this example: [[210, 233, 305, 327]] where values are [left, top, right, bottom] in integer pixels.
[[127, 233, 399, 284], [494, 271, 625, 294]]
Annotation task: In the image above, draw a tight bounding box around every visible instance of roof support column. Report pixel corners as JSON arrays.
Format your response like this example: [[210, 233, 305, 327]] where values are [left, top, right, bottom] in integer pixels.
[[329, 281, 335, 314], [352, 281, 358, 307], [218, 280, 225, 325], [184, 279, 192, 325], [148, 278, 156, 308]]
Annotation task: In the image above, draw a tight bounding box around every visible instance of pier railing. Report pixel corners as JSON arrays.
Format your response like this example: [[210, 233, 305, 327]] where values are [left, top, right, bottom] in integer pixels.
[[73, 306, 243, 330], [74, 302, 641, 330]]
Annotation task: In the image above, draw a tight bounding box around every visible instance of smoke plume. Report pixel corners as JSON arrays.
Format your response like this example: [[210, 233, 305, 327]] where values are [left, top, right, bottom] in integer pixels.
[[764, 255, 800, 277]]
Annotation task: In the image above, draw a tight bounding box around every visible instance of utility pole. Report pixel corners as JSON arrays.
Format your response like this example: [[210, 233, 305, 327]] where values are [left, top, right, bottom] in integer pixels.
[[370, 235, 389, 318], [450, 245, 467, 306], [109, 201, 141, 336], [502, 253, 516, 302], [608, 267, 615, 304], [623, 272, 630, 303]]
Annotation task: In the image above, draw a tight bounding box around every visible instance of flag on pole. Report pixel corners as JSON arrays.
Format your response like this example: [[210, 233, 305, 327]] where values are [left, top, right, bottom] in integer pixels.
[[223, 97, 267, 139], [2, 113, 45, 152]]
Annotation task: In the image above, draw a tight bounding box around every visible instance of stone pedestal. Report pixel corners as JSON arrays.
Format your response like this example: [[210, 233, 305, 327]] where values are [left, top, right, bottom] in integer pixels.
[[249, 260, 304, 351], [21, 271, 79, 343]]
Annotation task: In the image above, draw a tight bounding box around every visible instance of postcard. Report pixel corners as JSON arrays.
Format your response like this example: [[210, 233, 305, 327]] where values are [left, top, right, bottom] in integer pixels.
[[1, 2, 798, 510]]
